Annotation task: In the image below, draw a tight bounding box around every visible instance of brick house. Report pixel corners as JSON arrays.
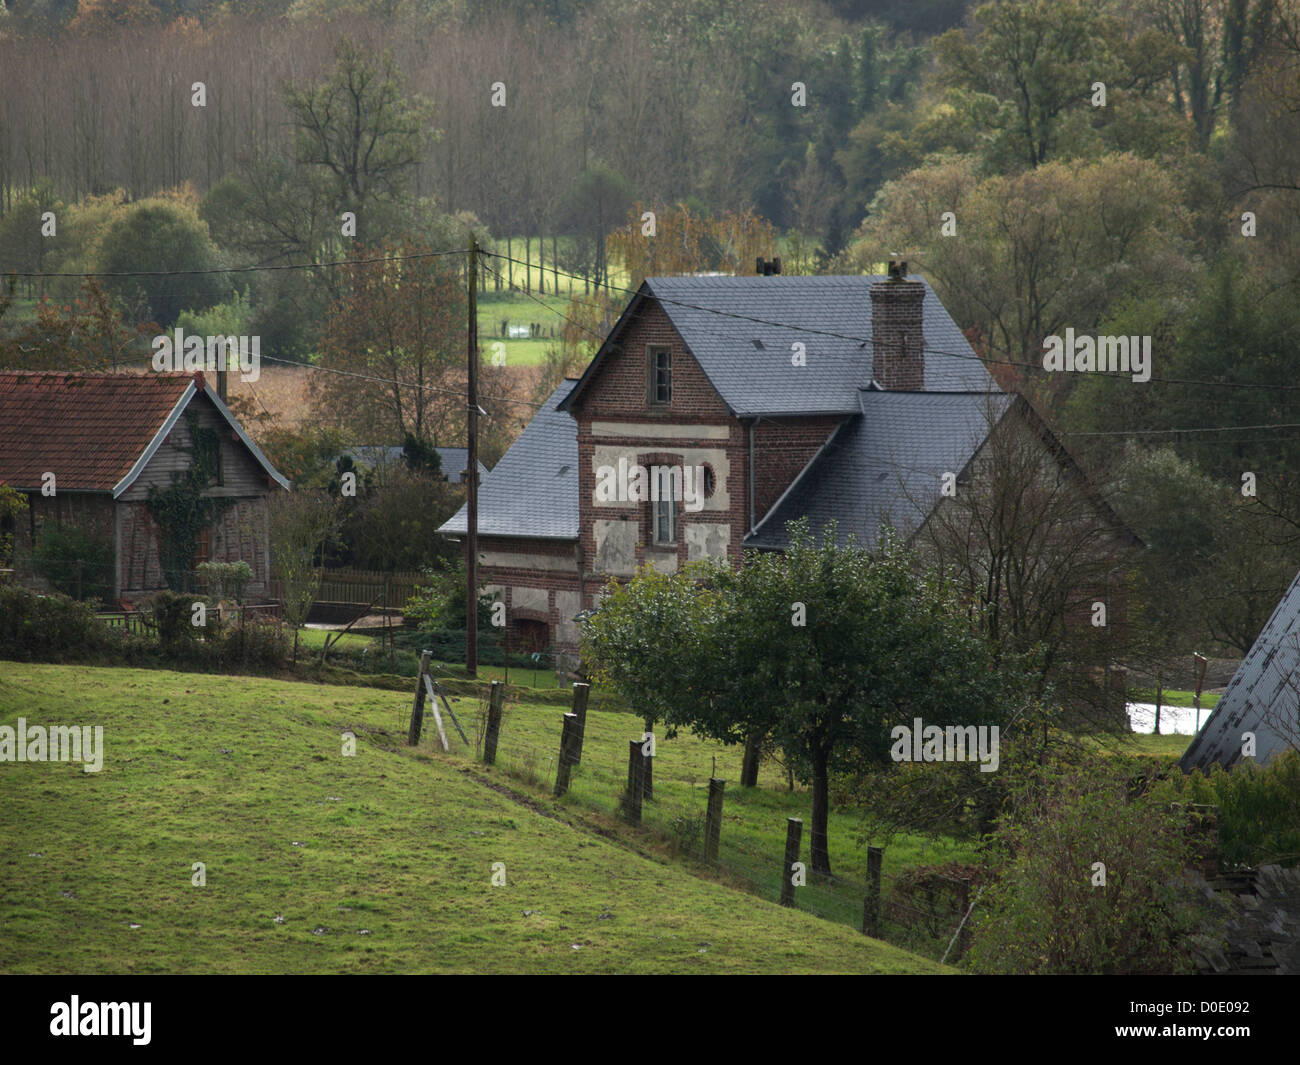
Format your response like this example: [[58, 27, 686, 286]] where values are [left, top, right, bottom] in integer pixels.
[[0, 370, 288, 603], [439, 264, 1135, 669]]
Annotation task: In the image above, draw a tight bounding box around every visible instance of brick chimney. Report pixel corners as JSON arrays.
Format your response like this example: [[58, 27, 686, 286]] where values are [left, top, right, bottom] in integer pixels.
[[870, 260, 925, 390]]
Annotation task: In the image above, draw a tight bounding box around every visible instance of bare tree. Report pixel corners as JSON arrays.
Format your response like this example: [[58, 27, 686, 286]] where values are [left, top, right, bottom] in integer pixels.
[[915, 397, 1141, 729], [268, 488, 338, 663]]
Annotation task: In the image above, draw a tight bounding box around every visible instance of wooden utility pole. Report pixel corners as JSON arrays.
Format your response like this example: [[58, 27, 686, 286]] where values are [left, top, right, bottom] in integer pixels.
[[466, 236, 480, 677]]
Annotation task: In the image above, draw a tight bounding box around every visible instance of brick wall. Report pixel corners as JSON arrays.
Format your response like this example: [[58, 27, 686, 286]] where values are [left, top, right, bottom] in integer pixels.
[[752, 415, 844, 523], [570, 300, 749, 574], [473, 534, 584, 658], [573, 299, 732, 422], [871, 277, 925, 390]]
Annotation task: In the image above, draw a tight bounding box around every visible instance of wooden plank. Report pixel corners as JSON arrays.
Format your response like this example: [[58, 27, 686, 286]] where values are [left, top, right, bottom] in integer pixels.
[[424, 674, 467, 746], [423, 674, 450, 752]]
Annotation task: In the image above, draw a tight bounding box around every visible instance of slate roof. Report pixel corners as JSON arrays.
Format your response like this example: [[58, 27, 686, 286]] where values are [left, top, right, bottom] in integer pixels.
[[746, 390, 1015, 549], [1193, 865, 1300, 974], [560, 275, 997, 418], [1182, 568, 1300, 771], [342, 445, 488, 484], [437, 379, 579, 540], [0, 370, 287, 496]]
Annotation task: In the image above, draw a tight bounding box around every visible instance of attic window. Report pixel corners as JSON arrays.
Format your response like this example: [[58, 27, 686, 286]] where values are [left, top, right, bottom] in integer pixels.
[[647, 345, 672, 406]]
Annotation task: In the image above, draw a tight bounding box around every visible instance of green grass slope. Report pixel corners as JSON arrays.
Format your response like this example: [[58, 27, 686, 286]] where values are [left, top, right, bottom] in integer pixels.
[[0, 663, 947, 974]]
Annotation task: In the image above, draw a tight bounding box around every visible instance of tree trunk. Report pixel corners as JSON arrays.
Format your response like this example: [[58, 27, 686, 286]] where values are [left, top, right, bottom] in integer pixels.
[[810, 746, 831, 876], [740, 732, 762, 787]]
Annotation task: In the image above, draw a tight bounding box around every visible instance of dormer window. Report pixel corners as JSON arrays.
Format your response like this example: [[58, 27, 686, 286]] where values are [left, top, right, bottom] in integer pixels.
[[648, 345, 672, 406]]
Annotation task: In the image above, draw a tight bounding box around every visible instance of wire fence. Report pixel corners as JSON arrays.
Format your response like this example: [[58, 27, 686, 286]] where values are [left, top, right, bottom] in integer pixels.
[[403, 672, 977, 964], [6, 559, 573, 688]]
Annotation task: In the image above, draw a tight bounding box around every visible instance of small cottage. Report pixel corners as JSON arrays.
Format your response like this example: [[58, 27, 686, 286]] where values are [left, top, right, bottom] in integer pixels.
[[0, 370, 288, 604]]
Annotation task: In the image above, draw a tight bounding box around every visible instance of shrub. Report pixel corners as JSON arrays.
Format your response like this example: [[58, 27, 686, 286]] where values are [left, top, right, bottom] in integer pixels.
[[1153, 751, 1300, 869], [196, 560, 254, 605], [965, 763, 1204, 974], [0, 584, 112, 659], [216, 614, 288, 671], [32, 524, 114, 602], [0, 485, 28, 567], [146, 590, 215, 651]]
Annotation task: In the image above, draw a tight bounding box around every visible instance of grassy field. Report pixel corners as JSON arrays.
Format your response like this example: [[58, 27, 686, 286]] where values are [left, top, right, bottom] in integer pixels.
[[0, 661, 950, 974], [476, 291, 584, 368], [1082, 731, 1191, 758]]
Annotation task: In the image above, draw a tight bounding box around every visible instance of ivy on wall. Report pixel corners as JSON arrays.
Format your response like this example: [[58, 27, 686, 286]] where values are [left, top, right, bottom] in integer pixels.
[[147, 410, 234, 593]]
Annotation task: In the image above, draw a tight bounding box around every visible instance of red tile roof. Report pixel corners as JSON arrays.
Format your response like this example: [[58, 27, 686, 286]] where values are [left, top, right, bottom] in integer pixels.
[[0, 371, 198, 492]]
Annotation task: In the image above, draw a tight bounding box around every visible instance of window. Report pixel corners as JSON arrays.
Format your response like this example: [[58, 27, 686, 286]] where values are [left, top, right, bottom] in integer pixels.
[[514, 618, 549, 654], [653, 495, 676, 545], [702, 465, 716, 498], [648, 345, 672, 405]]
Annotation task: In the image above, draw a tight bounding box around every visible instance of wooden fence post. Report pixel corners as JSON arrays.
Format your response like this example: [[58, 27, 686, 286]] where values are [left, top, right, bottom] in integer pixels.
[[640, 730, 654, 801], [955, 880, 971, 957], [554, 712, 578, 796], [704, 778, 725, 863], [570, 682, 590, 766], [862, 846, 883, 936], [623, 739, 644, 825], [741, 732, 761, 787], [408, 650, 432, 746], [483, 680, 503, 765], [780, 817, 802, 907]]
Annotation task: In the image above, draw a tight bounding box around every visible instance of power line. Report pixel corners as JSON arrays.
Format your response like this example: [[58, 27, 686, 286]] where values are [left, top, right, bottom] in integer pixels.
[[1060, 421, 1300, 436], [1, 247, 469, 279], [256, 353, 546, 414], [482, 252, 1300, 394], [14, 246, 1300, 442]]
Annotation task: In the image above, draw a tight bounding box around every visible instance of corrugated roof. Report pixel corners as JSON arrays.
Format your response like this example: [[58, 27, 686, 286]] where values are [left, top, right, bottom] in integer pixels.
[[438, 379, 579, 540], [562, 275, 996, 417], [746, 391, 1015, 549], [1182, 569, 1300, 771], [0, 371, 195, 492]]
